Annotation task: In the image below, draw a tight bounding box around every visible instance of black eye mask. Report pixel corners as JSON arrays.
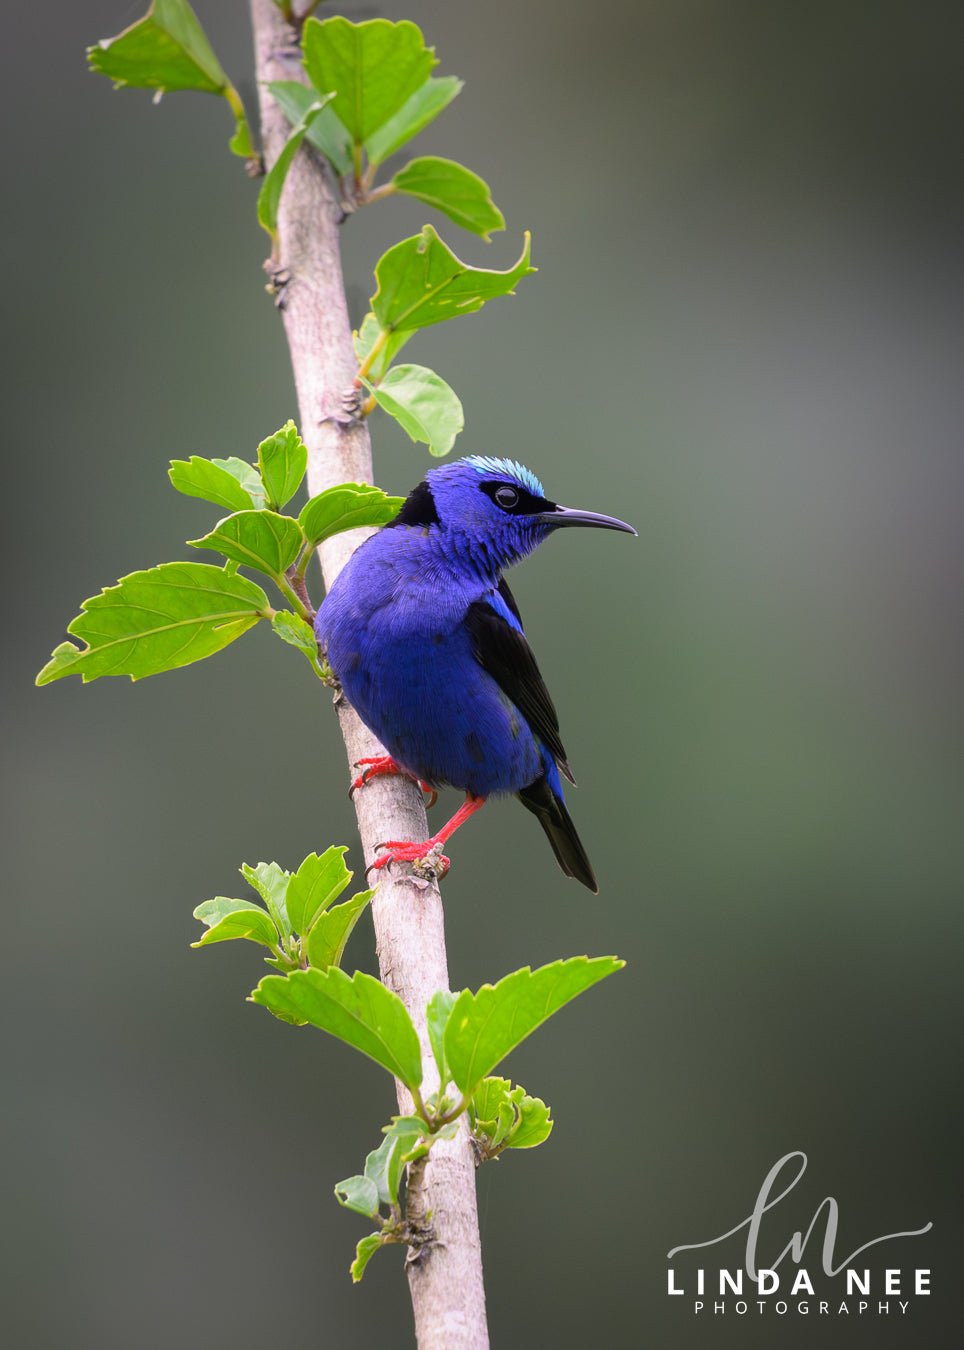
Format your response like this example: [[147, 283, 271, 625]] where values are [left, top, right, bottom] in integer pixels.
[[479, 479, 556, 516]]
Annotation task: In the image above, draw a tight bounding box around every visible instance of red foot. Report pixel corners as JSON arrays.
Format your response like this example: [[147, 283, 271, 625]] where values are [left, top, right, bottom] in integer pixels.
[[370, 840, 452, 878], [349, 756, 437, 807], [368, 794, 486, 883]]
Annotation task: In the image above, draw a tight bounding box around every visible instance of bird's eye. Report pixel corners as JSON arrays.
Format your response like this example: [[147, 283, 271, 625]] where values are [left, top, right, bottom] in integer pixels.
[[494, 485, 519, 509]]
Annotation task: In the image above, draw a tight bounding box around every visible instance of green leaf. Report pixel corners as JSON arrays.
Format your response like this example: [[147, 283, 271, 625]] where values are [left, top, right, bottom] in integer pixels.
[[250, 968, 423, 1089], [391, 157, 505, 240], [492, 1100, 517, 1147], [334, 1174, 380, 1218], [471, 1075, 514, 1130], [210, 458, 267, 508], [305, 890, 374, 971], [286, 847, 352, 934], [227, 104, 255, 159], [365, 76, 463, 167], [258, 101, 333, 240], [363, 1136, 396, 1208], [469, 1076, 554, 1153], [268, 80, 354, 179], [241, 861, 291, 939], [188, 511, 304, 579], [262, 955, 292, 974], [36, 563, 268, 686], [88, 0, 227, 93], [351, 1232, 386, 1283], [474, 1079, 523, 1147], [426, 991, 457, 1086], [256, 421, 309, 510], [383, 1114, 436, 1168], [353, 312, 413, 381], [191, 897, 279, 951], [510, 1095, 553, 1150], [364, 363, 464, 458], [362, 1131, 409, 1209], [367, 1115, 430, 1207], [169, 456, 258, 513], [299, 483, 403, 549], [303, 16, 437, 144], [87, 0, 252, 158], [382, 1114, 430, 1146], [445, 956, 625, 1094], [270, 611, 326, 679], [371, 225, 534, 334]]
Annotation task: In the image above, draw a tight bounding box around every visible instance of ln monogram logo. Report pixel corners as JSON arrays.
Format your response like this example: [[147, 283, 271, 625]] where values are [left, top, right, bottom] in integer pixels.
[[666, 1151, 932, 1320]]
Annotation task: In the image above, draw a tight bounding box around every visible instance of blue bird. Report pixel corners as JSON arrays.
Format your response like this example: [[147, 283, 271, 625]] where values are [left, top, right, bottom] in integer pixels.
[[316, 456, 636, 891]]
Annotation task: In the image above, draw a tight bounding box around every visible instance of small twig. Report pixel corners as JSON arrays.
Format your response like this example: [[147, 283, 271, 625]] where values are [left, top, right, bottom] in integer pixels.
[[294, 0, 325, 25], [274, 571, 313, 622], [433, 1094, 471, 1130], [361, 182, 397, 206], [285, 563, 315, 616], [354, 326, 389, 386]]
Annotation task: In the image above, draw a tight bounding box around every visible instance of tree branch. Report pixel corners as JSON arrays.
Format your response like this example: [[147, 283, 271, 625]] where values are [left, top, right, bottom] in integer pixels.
[[249, 4, 488, 1346]]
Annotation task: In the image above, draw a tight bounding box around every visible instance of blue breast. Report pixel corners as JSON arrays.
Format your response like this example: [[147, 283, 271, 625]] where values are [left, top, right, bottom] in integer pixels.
[[317, 532, 543, 797]]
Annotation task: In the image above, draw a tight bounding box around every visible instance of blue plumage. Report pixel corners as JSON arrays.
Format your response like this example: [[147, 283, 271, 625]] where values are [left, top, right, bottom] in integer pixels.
[[317, 457, 635, 891]]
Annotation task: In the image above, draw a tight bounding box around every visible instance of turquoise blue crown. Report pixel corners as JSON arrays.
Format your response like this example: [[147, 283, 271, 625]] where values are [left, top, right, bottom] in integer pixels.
[[463, 455, 545, 498]]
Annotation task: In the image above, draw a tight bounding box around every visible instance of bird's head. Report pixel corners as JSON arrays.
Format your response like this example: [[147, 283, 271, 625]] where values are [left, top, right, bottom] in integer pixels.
[[390, 456, 636, 570]]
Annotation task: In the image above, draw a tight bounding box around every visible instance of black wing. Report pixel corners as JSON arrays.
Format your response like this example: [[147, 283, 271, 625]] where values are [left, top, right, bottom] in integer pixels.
[[465, 579, 575, 784]]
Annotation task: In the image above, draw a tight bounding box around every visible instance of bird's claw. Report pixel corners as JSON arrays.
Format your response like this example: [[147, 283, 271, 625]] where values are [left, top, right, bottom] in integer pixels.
[[349, 757, 437, 808], [368, 839, 451, 881], [348, 757, 386, 798]]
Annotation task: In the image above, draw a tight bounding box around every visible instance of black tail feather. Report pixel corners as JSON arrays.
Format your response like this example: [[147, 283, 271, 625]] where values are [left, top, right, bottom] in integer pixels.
[[517, 774, 598, 893]]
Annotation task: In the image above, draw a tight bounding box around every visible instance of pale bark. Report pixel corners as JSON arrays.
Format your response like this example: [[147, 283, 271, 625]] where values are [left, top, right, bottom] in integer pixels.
[[249, 4, 488, 1347]]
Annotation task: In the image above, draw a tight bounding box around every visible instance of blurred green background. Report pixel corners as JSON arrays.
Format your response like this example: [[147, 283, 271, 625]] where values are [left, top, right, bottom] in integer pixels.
[[3, 2, 961, 1346]]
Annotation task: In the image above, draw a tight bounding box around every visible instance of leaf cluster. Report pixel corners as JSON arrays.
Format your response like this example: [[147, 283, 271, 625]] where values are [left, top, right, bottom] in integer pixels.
[[272, 17, 502, 239], [352, 227, 535, 457], [36, 421, 402, 686], [89, 5, 536, 461], [266, 18, 535, 460], [251, 956, 623, 1278], [468, 1077, 553, 1159], [192, 847, 373, 978]]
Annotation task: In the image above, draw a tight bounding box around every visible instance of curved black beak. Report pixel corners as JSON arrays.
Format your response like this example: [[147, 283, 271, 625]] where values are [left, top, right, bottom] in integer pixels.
[[541, 504, 637, 535]]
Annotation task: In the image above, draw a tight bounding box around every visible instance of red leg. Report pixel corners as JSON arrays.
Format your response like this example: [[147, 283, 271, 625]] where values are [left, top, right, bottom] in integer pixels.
[[371, 794, 486, 878], [350, 756, 437, 808]]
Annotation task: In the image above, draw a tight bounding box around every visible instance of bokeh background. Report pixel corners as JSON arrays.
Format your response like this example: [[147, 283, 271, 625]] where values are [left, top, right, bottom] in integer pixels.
[[3, 2, 961, 1346]]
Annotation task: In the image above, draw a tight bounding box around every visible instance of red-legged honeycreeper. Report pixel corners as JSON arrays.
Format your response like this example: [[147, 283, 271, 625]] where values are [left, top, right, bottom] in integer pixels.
[[316, 456, 636, 891]]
